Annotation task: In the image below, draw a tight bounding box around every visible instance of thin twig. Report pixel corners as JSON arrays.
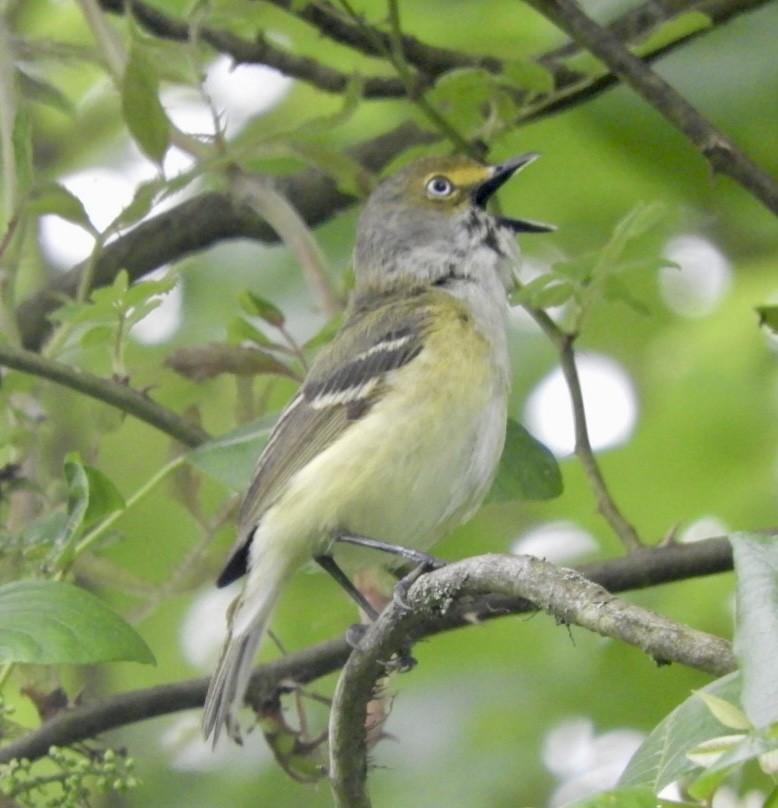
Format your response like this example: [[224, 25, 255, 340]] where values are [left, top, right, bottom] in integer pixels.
[[230, 170, 341, 317], [0, 342, 209, 447], [523, 0, 778, 216], [262, 0, 503, 74], [526, 307, 642, 549]]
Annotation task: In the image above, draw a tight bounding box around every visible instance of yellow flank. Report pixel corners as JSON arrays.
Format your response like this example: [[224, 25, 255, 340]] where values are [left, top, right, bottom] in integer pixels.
[[254, 290, 504, 574]]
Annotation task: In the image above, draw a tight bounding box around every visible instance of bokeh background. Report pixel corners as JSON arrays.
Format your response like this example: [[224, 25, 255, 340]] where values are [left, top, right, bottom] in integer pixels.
[[2, 0, 778, 805]]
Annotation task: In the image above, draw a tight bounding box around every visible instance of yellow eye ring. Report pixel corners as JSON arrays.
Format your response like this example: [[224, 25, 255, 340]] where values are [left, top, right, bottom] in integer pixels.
[[425, 175, 455, 198]]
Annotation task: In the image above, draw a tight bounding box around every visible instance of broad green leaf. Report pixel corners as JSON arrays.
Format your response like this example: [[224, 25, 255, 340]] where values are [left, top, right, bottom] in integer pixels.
[[0, 580, 154, 665], [564, 786, 657, 808], [27, 183, 95, 232], [486, 418, 563, 503], [619, 673, 742, 790], [186, 414, 277, 490], [731, 532, 778, 727], [122, 45, 170, 163], [632, 12, 712, 57]]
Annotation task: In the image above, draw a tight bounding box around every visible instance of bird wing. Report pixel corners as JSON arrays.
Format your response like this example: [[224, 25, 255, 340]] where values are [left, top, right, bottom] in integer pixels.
[[216, 288, 434, 586]]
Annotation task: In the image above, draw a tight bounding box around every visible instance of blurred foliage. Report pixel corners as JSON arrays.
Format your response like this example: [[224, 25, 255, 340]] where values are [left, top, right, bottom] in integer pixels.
[[0, 0, 777, 806]]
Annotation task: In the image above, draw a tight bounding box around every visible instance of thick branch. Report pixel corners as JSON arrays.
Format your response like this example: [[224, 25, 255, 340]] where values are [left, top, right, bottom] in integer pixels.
[[0, 342, 209, 447], [329, 552, 736, 807], [0, 536, 737, 766], [524, 0, 778, 216]]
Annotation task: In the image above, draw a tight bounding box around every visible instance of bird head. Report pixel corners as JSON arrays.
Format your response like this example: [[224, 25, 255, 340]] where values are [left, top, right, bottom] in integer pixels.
[[352, 153, 551, 293]]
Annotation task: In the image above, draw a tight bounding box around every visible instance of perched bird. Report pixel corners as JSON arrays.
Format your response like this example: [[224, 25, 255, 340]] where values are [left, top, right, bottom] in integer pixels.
[[203, 152, 551, 744]]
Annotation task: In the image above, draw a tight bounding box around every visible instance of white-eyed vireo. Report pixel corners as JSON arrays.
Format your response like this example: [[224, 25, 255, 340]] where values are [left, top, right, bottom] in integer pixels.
[[203, 153, 550, 743]]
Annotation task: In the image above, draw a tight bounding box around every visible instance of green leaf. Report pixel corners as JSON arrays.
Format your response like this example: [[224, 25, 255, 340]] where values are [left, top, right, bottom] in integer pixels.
[[12, 99, 34, 197], [501, 58, 554, 95], [53, 453, 92, 566], [121, 44, 170, 163], [186, 414, 278, 490], [227, 315, 277, 348], [82, 465, 126, 527], [756, 305, 778, 334], [27, 182, 96, 233], [619, 673, 742, 790], [601, 203, 667, 267], [731, 532, 778, 727], [112, 176, 166, 230], [486, 418, 563, 503], [511, 274, 576, 309], [632, 12, 712, 58], [0, 580, 155, 665], [564, 786, 657, 808], [17, 68, 74, 115], [687, 729, 778, 799], [239, 291, 286, 327], [695, 690, 751, 730], [425, 67, 502, 133]]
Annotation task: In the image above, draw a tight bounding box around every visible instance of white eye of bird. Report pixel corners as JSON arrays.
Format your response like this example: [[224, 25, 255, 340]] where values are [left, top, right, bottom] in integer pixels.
[[425, 175, 455, 198]]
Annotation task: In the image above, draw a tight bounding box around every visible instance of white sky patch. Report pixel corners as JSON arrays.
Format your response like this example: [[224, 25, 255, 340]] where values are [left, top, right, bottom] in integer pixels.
[[677, 515, 729, 544], [204, 56, 291, 135], [661, 234, 732, 317], [130, 268, 183, 345], [39, 167, 137, 268], [511, 520, 598, 563], [40, 57, 291, 269], [543, 718, 644, 808], [524, 353, 638, 456]]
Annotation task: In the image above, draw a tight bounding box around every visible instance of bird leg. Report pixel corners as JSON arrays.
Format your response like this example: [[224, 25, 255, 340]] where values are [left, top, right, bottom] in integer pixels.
[[314, 554, 380, 622], [333, 532, 446, 569]]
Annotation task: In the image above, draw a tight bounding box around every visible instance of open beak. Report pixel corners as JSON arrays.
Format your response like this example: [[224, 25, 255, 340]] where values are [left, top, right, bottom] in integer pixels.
[[473, 152, 556, 234]]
